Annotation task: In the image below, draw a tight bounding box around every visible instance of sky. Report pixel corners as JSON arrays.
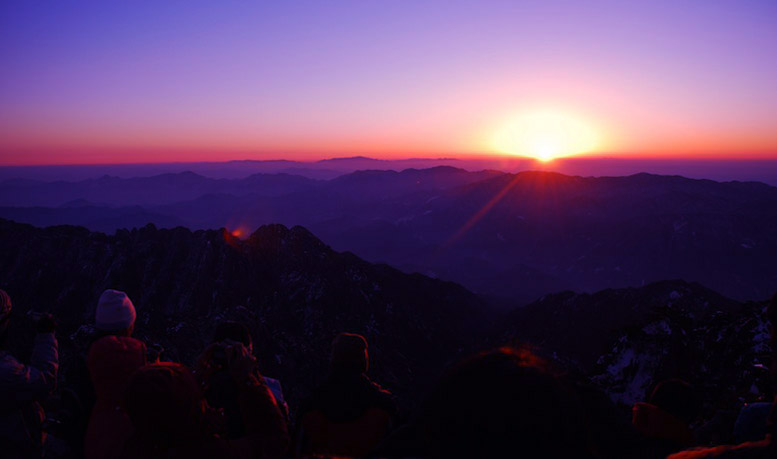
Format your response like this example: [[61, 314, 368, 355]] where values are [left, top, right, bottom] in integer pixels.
[[1, 0, 776, 165]]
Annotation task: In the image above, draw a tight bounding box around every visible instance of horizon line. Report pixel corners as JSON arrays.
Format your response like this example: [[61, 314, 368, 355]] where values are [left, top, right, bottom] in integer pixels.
[[3, 152, 777, 167]]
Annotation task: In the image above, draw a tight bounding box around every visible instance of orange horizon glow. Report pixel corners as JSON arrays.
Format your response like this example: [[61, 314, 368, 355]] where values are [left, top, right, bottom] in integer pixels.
[[2, 100, 777, 166], [2, 148, 777, 167], [2, 110, 776, 166], [0, 147, 777, 167], [3, 90, 777, 166], [2, 2, 776, 167]]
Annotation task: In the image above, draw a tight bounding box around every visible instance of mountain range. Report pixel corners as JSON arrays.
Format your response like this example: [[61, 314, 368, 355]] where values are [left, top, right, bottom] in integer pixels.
[[2, 167, 776, 304], [3, 156, 777, 184]]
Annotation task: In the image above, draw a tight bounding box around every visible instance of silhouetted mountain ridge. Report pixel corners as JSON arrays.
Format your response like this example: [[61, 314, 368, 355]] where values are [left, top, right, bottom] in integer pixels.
[[2, 169, 776, 302], [0, 218, 485, 409], [0, 171, 320, 207]]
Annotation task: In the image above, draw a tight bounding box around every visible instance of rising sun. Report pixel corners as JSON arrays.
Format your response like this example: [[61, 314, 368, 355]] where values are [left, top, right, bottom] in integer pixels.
[[492, 109, 598, 162]]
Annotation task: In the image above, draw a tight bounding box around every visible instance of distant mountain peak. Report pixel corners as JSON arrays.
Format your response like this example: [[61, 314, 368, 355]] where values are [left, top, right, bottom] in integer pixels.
[[317, 156, 378, 163], [399, 165, 467, 174], [246, 223, 328, 253]]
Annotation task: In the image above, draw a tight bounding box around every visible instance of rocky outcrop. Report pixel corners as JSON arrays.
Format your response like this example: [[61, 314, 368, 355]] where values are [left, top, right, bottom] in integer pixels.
[[500, 280, 772, 411]]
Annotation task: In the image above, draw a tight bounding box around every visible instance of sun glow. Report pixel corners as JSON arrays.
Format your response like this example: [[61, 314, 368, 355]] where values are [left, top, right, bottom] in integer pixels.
[[492, 109, 599, 162]]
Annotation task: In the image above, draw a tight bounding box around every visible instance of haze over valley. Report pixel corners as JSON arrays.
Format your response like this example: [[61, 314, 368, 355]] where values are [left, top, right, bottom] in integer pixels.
[[2, 159, 775, 305]]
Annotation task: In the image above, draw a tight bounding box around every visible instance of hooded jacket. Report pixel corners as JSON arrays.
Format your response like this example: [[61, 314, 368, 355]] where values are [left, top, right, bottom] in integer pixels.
[[120, 362, 289, 459], [298, 371, 396, 457], [84, 335, 146, 459], [0, 332, 58, 458]]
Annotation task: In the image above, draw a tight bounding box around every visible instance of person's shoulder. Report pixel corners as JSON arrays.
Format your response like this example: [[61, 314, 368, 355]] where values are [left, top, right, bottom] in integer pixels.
[[363, 375, 392, 396], [87, 335, 147, 365], [364, 377, 397, 413], [0, 350, 23, 374], [89, 335, 145, 352]]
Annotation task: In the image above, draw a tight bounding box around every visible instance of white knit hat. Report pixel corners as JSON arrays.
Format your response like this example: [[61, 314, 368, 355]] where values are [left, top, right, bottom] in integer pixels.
[[95, 289, 136, 331]]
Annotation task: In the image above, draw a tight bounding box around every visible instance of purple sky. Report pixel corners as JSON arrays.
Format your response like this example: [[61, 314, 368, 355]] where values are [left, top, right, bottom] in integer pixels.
[[1, 0, 776, 164]]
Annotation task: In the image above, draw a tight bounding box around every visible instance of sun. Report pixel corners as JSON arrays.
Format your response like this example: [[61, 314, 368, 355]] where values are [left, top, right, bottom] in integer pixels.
[[492, 109, 598, 162]]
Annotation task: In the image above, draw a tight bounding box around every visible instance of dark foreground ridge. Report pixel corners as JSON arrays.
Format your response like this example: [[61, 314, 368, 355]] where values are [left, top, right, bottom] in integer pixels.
[[0, 218, 486, 409], [501, 282, 772, 407], [0, 218, 775, 458]]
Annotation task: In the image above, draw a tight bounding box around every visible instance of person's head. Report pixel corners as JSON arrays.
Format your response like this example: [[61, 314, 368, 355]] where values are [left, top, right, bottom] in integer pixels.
[[212, 321, 252, 352], [330, 332, 368, 374], [0, 289, 11, 348], [124, 363, 205, 448], [420, 346, 591, 458], [648, 379, 701, 424], [95, 289, 136, 336]]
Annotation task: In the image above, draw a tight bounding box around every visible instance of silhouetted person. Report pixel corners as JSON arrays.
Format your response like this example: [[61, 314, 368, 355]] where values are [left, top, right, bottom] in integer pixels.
[[0, 289, 59, 458], [198, 321, 289, 438], [85, 289, 147, 459], [730, 292, 777, 444], [734, 402, 773, 444], [414, 346, 593, 458], [297, 332, 396, 457], [122, 354, 288, 458], [668, 395, 776, 458], [632, 379, 701, 458]]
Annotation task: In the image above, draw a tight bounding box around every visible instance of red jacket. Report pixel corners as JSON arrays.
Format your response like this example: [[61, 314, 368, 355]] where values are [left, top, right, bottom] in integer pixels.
[[632, 402, 694, 445], [85, 335, 147, 459], [120, 362, 289, 459]]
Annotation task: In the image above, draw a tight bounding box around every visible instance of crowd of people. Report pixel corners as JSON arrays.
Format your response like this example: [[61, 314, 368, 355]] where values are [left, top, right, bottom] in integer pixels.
[[0, 287, 775, 458]]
